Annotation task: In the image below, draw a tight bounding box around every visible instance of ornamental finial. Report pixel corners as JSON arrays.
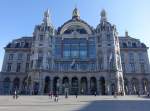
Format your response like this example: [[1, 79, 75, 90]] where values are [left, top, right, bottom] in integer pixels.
[[72, 7, 80, 19]]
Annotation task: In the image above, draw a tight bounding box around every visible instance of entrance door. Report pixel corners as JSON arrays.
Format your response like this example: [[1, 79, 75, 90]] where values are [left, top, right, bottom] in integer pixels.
[[100, 77, 105, 95]]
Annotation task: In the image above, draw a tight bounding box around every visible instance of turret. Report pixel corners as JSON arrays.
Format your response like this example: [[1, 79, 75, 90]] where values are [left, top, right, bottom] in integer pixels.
[[30, 9, 54, 70]]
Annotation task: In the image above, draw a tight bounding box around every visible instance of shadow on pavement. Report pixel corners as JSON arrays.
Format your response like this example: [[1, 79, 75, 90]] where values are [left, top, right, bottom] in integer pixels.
[[76, 100, 150, 111]]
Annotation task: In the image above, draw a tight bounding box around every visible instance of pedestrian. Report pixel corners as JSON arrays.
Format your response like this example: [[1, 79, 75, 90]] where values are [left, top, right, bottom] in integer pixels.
[[81, 88, 84, 95], [147, 92, 150, 97], [94, 91, 97, 96], [114, 91, 117, 98], [49, 91, 52, 99], [13, 90, 18, 99], [54, 91, 58, 102], [75, 92, 78, 98]]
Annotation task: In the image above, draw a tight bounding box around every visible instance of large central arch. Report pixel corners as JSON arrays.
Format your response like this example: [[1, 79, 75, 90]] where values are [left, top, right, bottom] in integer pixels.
[[80, 77, 88, 94], [71, 77, 78, 95]]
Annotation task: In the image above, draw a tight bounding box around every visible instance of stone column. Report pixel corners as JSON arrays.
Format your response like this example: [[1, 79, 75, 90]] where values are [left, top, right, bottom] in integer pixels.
[[87, 78, 91, 95], [96, 78, 100, 95]]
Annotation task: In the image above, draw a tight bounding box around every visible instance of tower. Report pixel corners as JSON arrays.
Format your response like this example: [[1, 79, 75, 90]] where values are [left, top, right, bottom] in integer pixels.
[[29, 9, 54, 94], [31, 9, 54, 70], [96, 9, 125, 95]]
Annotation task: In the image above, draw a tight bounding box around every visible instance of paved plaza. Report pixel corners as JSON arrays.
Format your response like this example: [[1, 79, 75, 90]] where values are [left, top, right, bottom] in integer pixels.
[[0, 95, 150, 111]]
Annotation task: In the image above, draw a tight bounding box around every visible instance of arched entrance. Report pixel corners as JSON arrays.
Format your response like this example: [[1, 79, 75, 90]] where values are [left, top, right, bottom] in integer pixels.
[[80, 77, 88, 94], [3, 77, 11, 94], [44, 76, 50, 94], [111, 83, 115, 95], [33, 81, 39, 95], [124, 78, 129, 95], [22, 77, 27, 94], [12, 77, 20, 92], [62, 77, 69, 94], [71, 77, 78, 95], [142, 78, 149, 94], [100, 77, 105, 95], [90, 77, 97, 95], [53, 77, 60, 94], [131, 78, 139, 94]]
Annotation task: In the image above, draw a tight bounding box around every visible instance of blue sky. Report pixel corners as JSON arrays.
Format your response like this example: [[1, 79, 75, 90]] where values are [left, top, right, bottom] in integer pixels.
[[0, 0, 150, 69]]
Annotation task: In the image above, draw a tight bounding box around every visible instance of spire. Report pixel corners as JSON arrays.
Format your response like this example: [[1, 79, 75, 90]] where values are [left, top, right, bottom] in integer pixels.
[[43, 9, 51, 26], [100, 9, 107, 22], [72, 7, 80, 19]]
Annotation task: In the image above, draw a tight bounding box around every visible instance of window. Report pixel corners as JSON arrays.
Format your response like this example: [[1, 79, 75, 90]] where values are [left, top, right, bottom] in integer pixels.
[[18, 53, 23, 60], [122, 63, 126, 72], [139, 53, 144, 62], [6, 63, 12, 72], [132, 43, 137, 48], [21, 42, 24, 47], [140, 63, 145, 73], [79, 44, 87, 59], [121, 53, 125, 62], [97, 36, 102, 43], [8, 54, 14, 60], [122, 43, 127, 48], [88, 45, 96, 58], [24, 42, 29, 48], [71, 44, 79, 58], [16, 63, 21, 72], [27, 54, 30, 61], [15, 43, 20, 48], [26, 63, 29, 71], [37, 57, 43, 68], [129, 53, 134, 62], [130, 63, 135, 72], [55, 45, 62, 58], [39, 35, 44, 41], [107, 34, 111, 41], [63, 44, 70, 58]]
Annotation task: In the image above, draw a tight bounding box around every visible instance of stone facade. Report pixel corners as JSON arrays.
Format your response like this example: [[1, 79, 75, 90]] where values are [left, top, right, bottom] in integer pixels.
[[0, 9, 150, 95]]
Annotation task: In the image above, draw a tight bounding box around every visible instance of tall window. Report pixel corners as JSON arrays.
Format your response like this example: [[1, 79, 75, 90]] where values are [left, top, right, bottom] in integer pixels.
[[26, 63, 29, 71], [122, 63, 126, 72], [18, 53, 23, 60], [130, 63, 135, 72], [121, 53, 125, 62], [140, 63, 145, 73], [129, 53, 134, 62], [8, 54, 14, 60], [16, 63, 21, 72], [39, 35, 44, 41], [107, 34, 111, 41], [139, 53, 144, 62], [27, 54, 30, 61], [7, 63, 12, 72]]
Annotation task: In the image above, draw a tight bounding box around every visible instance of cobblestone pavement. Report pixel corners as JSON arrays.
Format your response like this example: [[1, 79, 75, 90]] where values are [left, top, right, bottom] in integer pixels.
[[0, 95, 150, 111]]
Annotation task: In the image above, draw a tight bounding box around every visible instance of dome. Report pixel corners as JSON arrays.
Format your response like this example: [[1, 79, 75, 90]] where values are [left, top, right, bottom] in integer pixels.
[[58, 8, 93, 35]]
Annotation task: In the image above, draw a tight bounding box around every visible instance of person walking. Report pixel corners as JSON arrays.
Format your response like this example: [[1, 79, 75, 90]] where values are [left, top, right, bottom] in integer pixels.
[[49, 91, 52, 99], [75, 92, 78, 98]]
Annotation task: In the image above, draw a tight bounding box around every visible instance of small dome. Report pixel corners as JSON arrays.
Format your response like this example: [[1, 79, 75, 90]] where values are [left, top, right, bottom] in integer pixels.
[[101, 9, 106, 17], [100, 9, 107, 22]]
